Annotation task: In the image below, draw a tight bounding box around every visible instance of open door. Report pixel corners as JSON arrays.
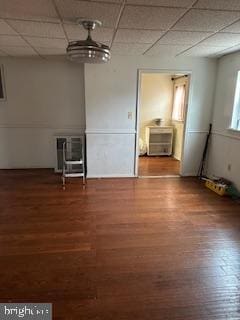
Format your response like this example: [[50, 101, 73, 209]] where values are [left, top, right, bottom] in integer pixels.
[[136, 71, 190, 178]]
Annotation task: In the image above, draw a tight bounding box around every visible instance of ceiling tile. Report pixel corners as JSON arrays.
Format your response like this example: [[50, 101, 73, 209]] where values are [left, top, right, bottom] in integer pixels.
[[115, 29, 164, 43], [221, 21, 240, 33], [173, 9, 240, 32], [0, 0, 59, 22], [25, 37, 67, 49], [35, 47, 66, 55], [126, 0, 195, 7], [158, 31, 212, 45], [194, 0, 240, 11], [7, 20, 65, 39], [145, 44, 189, 56], [180, 45, 226, 57], [55, 0, 121, 28], [0, 35, 27, 46], [64, 23, 114, 42], [0, 49, 8, 56], [200, 33, 240, 47], [0, 46, 38, 56], [0, 19, 17, 35], [119, 5, 185, 30], [111, 42, 150, 55]]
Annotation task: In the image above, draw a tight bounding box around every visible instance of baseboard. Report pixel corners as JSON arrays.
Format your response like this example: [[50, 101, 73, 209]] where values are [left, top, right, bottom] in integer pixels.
[[87, 174, 135, 178], [139, 175, 180, 179], [181, 172, 197, 177], [173, 155, 181, 161]]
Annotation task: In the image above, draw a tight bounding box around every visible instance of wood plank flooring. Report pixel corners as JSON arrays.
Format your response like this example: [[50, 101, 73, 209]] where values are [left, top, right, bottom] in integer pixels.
[[0, 169, 240, 319], [138, 156, 180, 176]]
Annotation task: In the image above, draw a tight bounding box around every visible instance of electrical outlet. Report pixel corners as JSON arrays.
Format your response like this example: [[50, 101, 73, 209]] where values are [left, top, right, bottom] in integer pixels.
[[128, 112, 132, 120], [227, 164, 232, 171]]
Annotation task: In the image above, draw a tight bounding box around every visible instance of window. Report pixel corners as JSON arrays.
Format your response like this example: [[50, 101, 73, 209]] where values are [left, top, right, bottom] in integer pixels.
[[231, 71, 240, 131], [0, 66, 6, 100], [172, 84, 186, 122]]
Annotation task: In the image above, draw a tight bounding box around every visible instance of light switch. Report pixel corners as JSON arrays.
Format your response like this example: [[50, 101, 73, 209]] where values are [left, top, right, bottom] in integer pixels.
[[128, 112, 133, 120]]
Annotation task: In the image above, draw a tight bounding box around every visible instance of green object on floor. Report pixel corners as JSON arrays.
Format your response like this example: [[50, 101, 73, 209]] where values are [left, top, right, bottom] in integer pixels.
[[227, 185, 240, 199]]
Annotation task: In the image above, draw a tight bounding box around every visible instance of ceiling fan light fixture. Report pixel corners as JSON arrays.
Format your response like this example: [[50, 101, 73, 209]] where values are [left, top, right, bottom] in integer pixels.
[[66, 19, 111, 64]]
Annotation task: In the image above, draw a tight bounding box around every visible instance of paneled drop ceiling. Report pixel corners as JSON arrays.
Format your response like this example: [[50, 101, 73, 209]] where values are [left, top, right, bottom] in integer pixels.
[[0, 0, 240, 58]]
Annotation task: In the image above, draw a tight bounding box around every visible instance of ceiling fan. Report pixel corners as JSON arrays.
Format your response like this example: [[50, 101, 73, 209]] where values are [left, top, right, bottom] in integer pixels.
[[66, 19, 111, 64]]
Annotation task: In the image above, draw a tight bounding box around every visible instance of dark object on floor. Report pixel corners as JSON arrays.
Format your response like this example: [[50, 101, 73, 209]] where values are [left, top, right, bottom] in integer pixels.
[[198, 123, 212, 179], [227, 184, 240, 199]]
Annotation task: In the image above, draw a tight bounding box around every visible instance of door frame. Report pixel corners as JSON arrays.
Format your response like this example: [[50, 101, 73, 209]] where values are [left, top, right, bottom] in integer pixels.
[[134, 69, 192, 177]]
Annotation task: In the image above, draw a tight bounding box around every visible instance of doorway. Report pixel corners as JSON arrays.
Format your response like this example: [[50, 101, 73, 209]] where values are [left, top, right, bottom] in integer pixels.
[[136, 71, 190, 177]]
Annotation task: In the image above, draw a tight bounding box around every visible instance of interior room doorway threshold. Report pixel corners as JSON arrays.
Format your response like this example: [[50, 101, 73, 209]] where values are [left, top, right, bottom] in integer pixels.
[[138, 175, 181, 179]]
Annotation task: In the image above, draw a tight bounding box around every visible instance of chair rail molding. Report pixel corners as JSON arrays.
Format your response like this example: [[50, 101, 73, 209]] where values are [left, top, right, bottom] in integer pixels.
[[85, 129, 136, 134]]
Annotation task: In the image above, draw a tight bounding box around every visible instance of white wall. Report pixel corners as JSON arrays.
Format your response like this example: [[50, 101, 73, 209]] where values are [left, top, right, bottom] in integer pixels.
[[0, 57, 85, 168], [139, 73, 173, 144], [0, 54, 218, 176], [85, 55, 217, 178], [207, 51, 240, 189]]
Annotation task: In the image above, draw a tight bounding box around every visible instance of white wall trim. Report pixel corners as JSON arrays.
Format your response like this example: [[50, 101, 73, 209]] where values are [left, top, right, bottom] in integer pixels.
[[173, 155, 181, 161], [85, 127, 209, 138], [0, 124, 85, 130], [87, 174, 135, 178], [187, 130, 208, 134], [212, 130, 240, 141], [138, 68, 193, 74], [85, 129, 136, 134], [181, 172, 197, 176]]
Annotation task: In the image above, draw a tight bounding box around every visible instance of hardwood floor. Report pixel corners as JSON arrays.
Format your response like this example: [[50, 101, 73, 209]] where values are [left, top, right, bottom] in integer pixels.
[[0, 169, 240, 319], [138, 156, 180, 176]]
